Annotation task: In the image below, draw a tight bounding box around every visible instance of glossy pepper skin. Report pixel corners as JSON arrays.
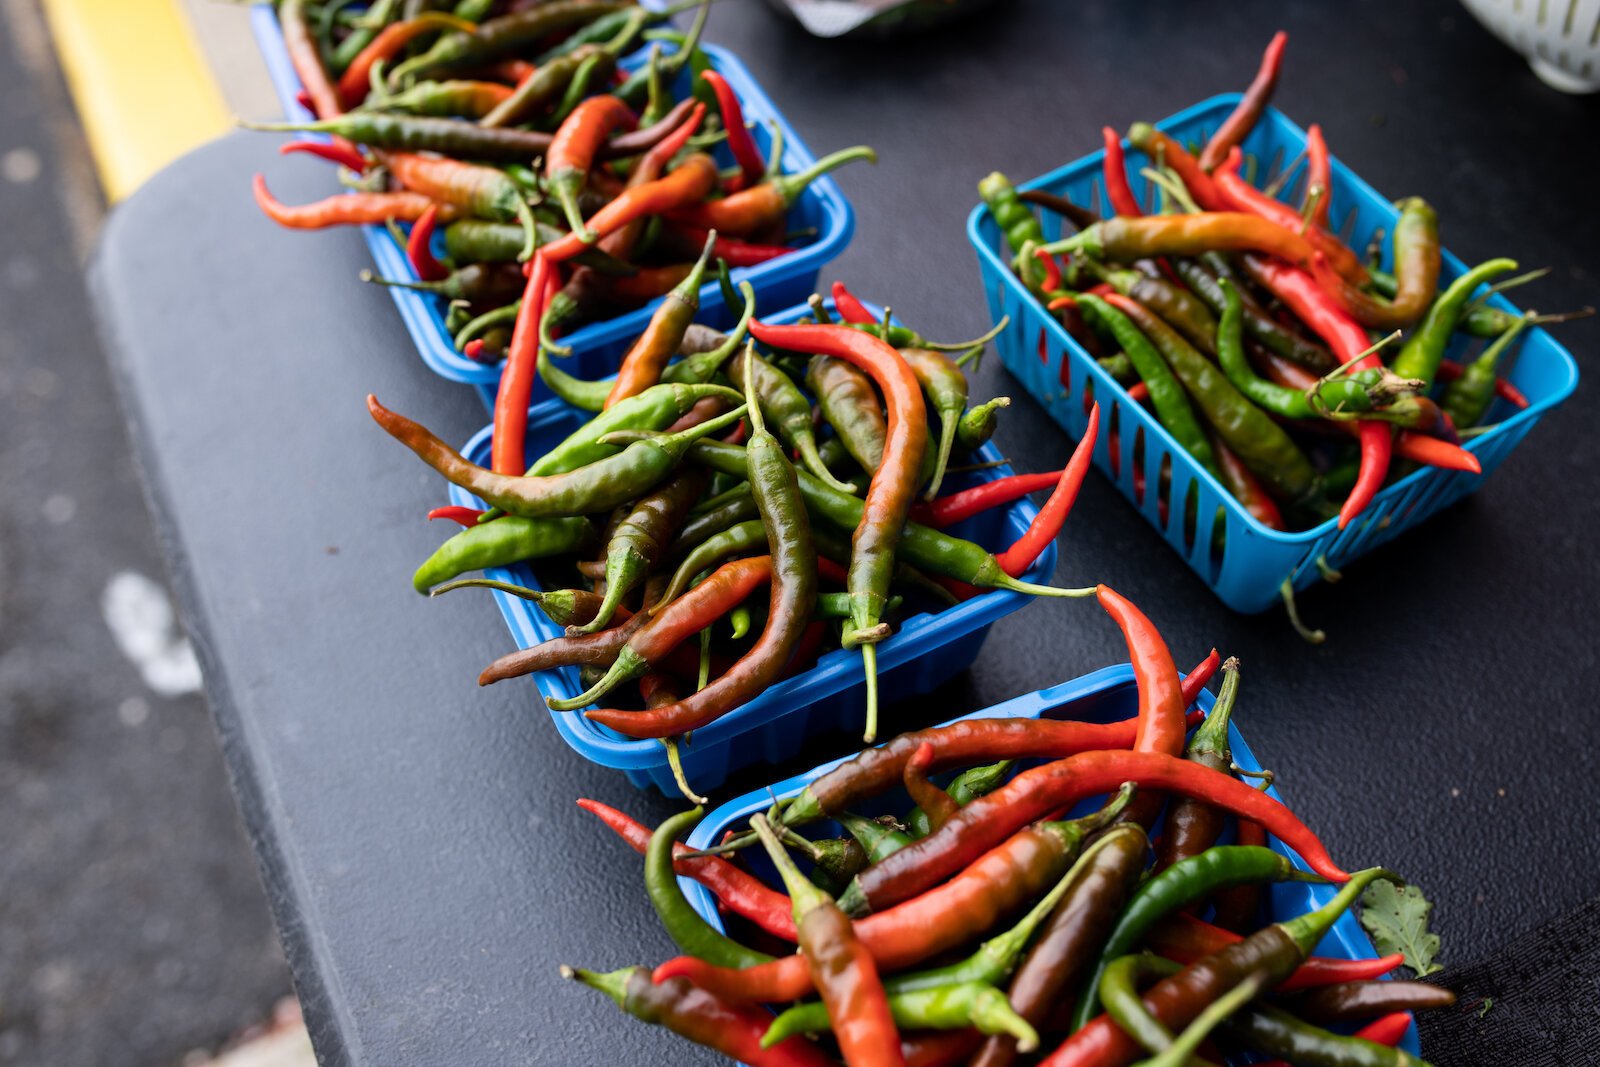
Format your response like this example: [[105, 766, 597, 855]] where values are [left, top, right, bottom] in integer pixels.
[[1198, 30, 1288, 171], [1098, 584, 1188, 828], [970, 824, 1149, 1067], [1224, 1003, 1431, 1066], [1157, 660, 1241, 869], [380, 150, 538, 259], [731, 351, 857, 494], [542, 144, 718, 264], [565, 965, 834, 1067], [583, 347, 816, 739], [671, 147, 877, 237], [546, 94, 638, 240], [750, 322, 927, 743], [897, 348, 970, 500], [1044, 213, 1322, 272], [808, 353, 889, 473], [387, 0, 626, 82], [1441, 315, 1530, 429], [477, 607, 645, 685], [1068, 844, 1325, 1031], [1289, 979, 1456, 1024], [647, 807, 773, 970], [1146, 911, 1404, 991], [1310, 198, 1441, 329], [603, 233, 717, 407], [750, 814, 905, 1067], [572, 468, 705, 636], [368, 395, 745, 519], [1037, 868, 1397, 1067], [410, 515, 594, 592], [1174, 255, 1337, 372], [1391, 258, 1519, 388]]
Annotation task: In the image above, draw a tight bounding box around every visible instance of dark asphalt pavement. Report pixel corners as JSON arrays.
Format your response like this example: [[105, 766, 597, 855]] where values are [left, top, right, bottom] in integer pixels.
[[0, 7, 290, 1065]]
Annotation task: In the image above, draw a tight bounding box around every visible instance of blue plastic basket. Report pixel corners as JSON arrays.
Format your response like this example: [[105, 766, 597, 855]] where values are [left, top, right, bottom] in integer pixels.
[[686, 662, 1422, 1064], [968, 94, 1580, 614], [249, 6, 855, 397], [444, 298, 1057, 794]]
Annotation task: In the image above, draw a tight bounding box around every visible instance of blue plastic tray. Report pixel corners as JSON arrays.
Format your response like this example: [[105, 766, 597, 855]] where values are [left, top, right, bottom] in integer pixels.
[[687, 662, 1422, 1063], [968, 93, 1580, 613], [250, 6, 855, 398], [443, 298, 1058, 794]]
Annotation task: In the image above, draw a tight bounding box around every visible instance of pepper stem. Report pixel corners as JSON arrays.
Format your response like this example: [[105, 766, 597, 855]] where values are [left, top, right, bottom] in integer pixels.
[[1279, 867, 1400, 958], [989, 572, 1099, 599], [1189, 656, 1240, 759], [1279, 578, 1326, 645], [668, 280, 755, 384], [740, 341, 767, 436], [661, 736, 708, 804], [750, 814, 831, 920], [796, 435, 857, 495], [773, 146, 877, 206], [359, 269, 449, 296], [546, 648, 645, 711], [513, 195, 539, 264], [538, 349, 608, 412], [560, 964, 637, 1008], [455, 301, 520, 351], [599, 401, 747, 456], [860, 642, 880, 743], [540, 292, 579, 357], [671, 229, 719, 305], [1142, 972, 1268, 1067]]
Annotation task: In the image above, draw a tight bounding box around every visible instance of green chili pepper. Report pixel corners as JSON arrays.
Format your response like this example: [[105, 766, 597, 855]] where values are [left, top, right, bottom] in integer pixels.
[[956, 396, 1010, 454], [672, 484, 759, 554], [1075, 292, 1218, 476], [818, 591, 901, 619], [979, 171, 1046, 286], [657, 518, 765, 609], [1176, 255, 1338, 372], [906, 759, 1015, 838], [1088, 261, 1220, 356], [331, 0, 400, 73], [247, 110, 561, 160], [661, 281, 757, 385], [647, 807, 773, 969], [838, 813, 914, 864], [1069, 845, 1325, 1031], [1114, 294, 1322, 506], [1441, 315, 1531, 429], [899, 347, 968, 499], [612, 0, 709, 108], [1224, 1004, 1430, 1065], [806, 354, 886, 474], [1391, 258, 1518, 387], [731, 351, 857, 494], [411, 515, 593, 593], [479, 45, 604, 129], [1099, 954, 1190, 1055], [572, 469, 704, 635], [761, 980, 1037, 1051], [1215, 279, 1404, 421], [370, 396, 746, 518], [388, 0, 627, 82]]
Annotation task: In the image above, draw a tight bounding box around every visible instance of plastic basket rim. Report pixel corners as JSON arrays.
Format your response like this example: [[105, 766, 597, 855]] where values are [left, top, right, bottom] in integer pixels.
[[247, 6, 856, 386], [448, 298, 1057, 771], [965, 90, 1581, 548]]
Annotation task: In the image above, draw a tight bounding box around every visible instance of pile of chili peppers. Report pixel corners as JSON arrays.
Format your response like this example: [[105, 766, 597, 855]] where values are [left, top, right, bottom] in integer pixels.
[[567, 607, 1456, 1066], [370, 271, 1110, 792], [252, 0, 876, 355], [980, 32, 1589, 546]]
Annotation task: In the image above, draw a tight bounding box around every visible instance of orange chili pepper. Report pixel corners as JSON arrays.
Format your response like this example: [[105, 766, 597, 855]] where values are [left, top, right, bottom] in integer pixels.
[[336, 13, 476, 108], [252, 174, 449, 228], [546, 94, 638, 240]]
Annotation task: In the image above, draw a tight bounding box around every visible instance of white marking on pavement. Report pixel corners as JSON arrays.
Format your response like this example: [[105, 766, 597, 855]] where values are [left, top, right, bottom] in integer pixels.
[[100, 571, 202, 697], [1, 146, 41, 183]]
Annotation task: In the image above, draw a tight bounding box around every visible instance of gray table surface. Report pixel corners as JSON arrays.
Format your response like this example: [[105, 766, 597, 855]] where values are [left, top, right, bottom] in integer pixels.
[[91, 0, 1599, 1063]]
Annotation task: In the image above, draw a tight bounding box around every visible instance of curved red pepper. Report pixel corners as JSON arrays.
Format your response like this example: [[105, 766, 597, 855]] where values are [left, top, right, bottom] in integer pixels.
[[995, 403, 1098, 577], [406, 204, 449, 282], [1101, 126, 1142, 217], [701, 69, 765, 189], [279, 139, 368, 171], [910, 470, 1065, 529], [1305, 123, 1332, 230], [426, 505, 484, 527], [830, 280, 876, 325], [492, 252, 555, 474]]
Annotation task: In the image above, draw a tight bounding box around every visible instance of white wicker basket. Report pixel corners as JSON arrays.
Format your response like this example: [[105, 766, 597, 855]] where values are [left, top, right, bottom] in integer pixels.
[[1460, 0, 1600, 93]]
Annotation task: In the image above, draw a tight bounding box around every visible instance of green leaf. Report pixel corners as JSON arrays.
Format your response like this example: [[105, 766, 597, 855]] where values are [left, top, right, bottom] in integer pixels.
[[1359, 880, 1443, 977]]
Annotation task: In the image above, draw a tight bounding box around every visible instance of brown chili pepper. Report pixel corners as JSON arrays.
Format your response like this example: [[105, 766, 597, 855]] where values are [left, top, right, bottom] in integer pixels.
[[1198, 30, 1289, 171], [1041, 213, 1323, 272], [750, 815, 905, 1066], [583, 344, 817, 739], [570, 468, 706, 636], [1209, 818, 1269, 933], [902, 742, 958, 833], [1155, 657, 1241, 871], [477, 607, 644, 685], [1287, 980, 1457, 1025], [970, 823, 1149, 1067]]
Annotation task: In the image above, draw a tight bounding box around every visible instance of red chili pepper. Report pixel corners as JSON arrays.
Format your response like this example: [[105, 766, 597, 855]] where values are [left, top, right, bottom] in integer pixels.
[[1126, 381, 1151, 404], [1213, 436, 1284, 530], [280, 0, 342, 119], [1146, 912, 1404, 993], [701, 69, 765, 189], [406, 204, 448, 282], [1101, 126, 1142, 217], [426, 505, 484, 527], [830, 280, 876, 325], [1127, 125, 1226, 210], [1304, 123, 1332, 230], [1034, 248, 1064, 292], [1241, 255, 1391, 527], [546, 94, 639, 239], [1215, 149, 1367, 284], [463, 338, 487, 361], [1098, 582, 1186, 830], [493, 251, 555, 474], [1251, 1012, 1413, 1067], [817, 555, 849, 585], [278, 139, 368, 171], [994, 404, 1098, 578], [252, 174, 448, 228], [575, 799, 797, 942], [336, 12, 476, 108], [781, 620, 828, 679], [1434, 359, 1529, 409], [1047, 295, 1076, 312], [673, 228, 792, 267], [910, 470, 1065, 529], [1198, 30, 1288, 172]]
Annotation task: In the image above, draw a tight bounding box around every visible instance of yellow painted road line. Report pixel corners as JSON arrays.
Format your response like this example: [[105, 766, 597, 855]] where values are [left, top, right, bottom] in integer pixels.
[[40, 0, 231, 201]]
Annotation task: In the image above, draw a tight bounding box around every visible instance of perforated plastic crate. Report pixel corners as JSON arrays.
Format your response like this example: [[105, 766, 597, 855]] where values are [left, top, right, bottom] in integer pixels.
[[968, 94, 1579, 613], [251, 6, 855, 397], [687, 662, 1422, 1063]]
